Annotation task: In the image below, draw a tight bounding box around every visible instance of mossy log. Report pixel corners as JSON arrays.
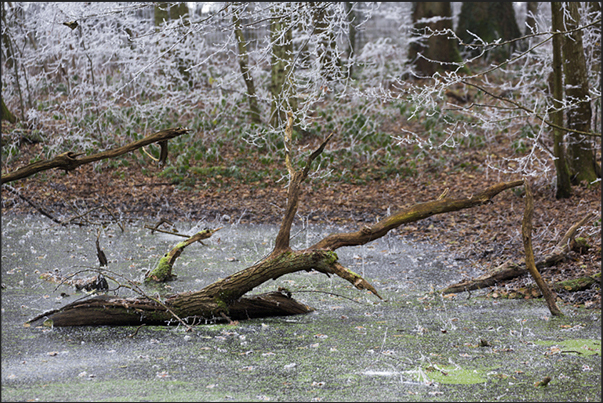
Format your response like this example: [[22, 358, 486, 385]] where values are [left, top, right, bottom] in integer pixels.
[[29, 291, 314, 327], [553, 272, 600, 293]]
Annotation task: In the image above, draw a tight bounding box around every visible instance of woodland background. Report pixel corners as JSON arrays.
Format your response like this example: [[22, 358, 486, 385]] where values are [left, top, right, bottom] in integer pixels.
[[1, 2, 601, 308]]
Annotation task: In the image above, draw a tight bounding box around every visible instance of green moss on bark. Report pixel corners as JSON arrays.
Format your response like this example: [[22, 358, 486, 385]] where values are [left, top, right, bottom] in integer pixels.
[[146, 255, 173, 282]]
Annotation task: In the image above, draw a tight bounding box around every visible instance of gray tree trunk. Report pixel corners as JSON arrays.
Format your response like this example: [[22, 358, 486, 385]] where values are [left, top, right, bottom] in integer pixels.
[[455, 2, 522, 60], [233, 3, 262, 124], [561, 2, 598, 184], [409, 2, 463, 76], [270, 5, 297, 127], [550, 2, 572, 199]]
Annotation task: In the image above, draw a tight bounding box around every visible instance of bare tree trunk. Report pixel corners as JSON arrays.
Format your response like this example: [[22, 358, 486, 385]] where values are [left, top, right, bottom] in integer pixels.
[[270, 4, 296, 127], [344, 2, 356, 78], [455, 2, 521, 60], [310, 2, 341, 81], [550, 2, 572, 199], [233, 3, 262, 124], [562, 2, 598, 184], [154, 2, 191, 86], [409, 2, 463, 76], [1, 4, 25, 120]]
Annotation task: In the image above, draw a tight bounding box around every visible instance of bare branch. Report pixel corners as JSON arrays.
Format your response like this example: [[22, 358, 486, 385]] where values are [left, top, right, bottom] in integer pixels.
[[463, 80, 601, 138], [2, 127, 190, 184]]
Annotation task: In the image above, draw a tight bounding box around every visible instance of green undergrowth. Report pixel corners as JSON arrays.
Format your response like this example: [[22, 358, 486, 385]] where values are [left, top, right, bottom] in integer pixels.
[[2, 97, 488, 190]]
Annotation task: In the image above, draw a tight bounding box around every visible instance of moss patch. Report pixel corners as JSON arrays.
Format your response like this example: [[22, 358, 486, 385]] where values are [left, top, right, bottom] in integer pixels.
[[423, 365, 488, 384], [145, 255, 172, 282], [535, 339, 601, 357]]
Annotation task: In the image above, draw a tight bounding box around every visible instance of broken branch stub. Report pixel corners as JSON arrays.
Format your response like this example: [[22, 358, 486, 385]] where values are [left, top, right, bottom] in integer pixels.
[[145, 227, 222, 282]]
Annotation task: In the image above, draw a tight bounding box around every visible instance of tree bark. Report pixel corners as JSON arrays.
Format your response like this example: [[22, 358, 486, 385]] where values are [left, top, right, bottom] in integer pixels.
[[1, 127, 189, 184], [409, 2, 463, 76], [550, 2, 572, 199], [154, 2, 191, 86], [270, 4, 296, 127], [455, 2, 521, 60], [344, 2, 356, 78], [561, 2, 598, 184], [233, 3, 262, 124], [311, 2, 341, 81], [1, 97, 17, 124], [31, 291, 314, 327]]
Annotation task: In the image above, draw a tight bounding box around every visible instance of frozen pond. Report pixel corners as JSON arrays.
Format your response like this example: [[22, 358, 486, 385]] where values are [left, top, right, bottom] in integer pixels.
[[1, 214, 601, 401]]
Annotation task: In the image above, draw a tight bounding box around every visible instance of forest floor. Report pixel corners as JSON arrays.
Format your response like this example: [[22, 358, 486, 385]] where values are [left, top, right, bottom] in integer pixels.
[[1, 119, 601, 309]]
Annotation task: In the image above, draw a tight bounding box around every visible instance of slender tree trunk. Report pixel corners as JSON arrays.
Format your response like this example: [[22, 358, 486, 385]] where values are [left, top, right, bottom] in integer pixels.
[[1, 4, 25, 120], [270, 4, 296, 127], [561, 2, 598, 184], [550, 2, 572, 199], [311, 2, 341, 81], [409, 2, 463, 76], [154, 2, 191, 86], [344, 2, 356, 78], [233, 3, 262, 124]]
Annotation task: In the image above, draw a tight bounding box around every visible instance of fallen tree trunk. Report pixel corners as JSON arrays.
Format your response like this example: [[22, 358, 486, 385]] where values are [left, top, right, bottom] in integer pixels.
[[29, 291, 314, 327], [441, 212, 594, 294], [29, 179, 522, 327], [1, 127, 189, 184], [25, 117, 525, 327]]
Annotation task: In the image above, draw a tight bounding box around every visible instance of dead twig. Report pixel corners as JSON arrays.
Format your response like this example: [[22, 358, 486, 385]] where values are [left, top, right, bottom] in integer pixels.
[[2, 184, 63, 224], [127, 323, 146, 338]]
